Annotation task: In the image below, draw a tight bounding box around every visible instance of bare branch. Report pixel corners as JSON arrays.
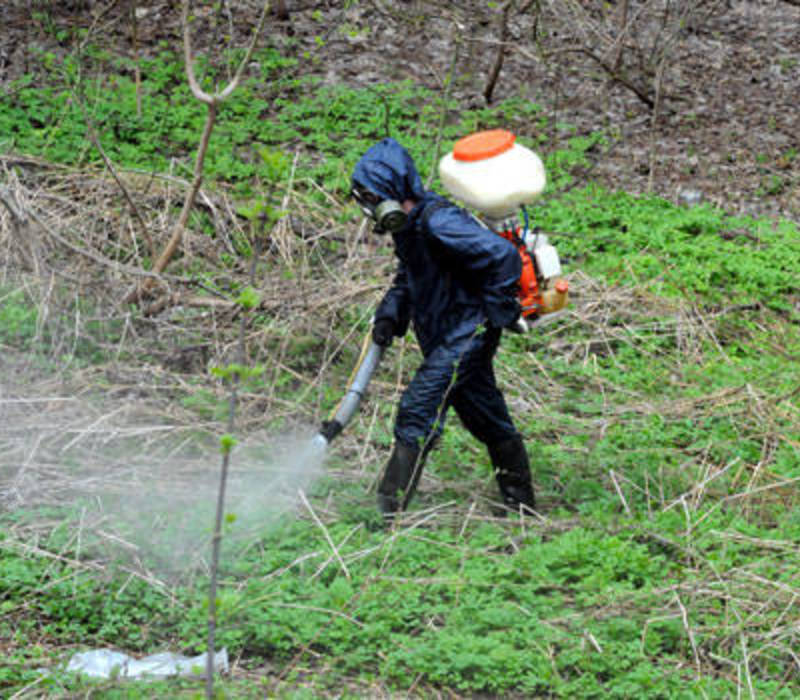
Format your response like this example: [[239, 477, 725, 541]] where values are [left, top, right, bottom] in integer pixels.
[[613, 0, 630, 72], [573, 47, 655, 110], [426, 23, 462, 188], [150, 101, 218, 277], [646, 57, 667, 192], [130, 0, 143, 118], [126, 0, 271, 305], [182, 1, 214, 104], [0, 185, 23, 224], [74, 95, 155, 260], [0, 182, 43, 274], [483, 0, 512, 104], [182, 0, 272, 104]]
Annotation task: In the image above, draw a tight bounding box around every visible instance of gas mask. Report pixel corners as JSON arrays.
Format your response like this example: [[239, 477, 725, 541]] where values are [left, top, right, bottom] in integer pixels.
[[351, 185, 407, 235]]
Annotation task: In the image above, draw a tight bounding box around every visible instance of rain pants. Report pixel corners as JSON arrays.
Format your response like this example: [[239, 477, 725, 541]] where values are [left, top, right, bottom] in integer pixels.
[[352, 138, 523, 449]]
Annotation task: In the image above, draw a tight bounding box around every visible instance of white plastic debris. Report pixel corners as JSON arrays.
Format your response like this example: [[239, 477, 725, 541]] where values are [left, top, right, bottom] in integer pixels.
[[66, 647, 228, 679], [678, 188, 704, 207]]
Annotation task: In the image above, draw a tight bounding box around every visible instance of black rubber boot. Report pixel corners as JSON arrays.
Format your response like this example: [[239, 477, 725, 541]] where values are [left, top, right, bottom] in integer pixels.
[[377, 441, 427, 517], [488, 435, 535, 513]]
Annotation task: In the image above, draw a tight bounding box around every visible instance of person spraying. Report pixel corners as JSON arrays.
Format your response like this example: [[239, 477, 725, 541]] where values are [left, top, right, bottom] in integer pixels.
[[350, 135, 540, 519]]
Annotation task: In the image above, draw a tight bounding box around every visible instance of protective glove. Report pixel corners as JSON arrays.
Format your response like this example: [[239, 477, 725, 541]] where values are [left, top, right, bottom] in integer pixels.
[[372, 318, 396, 347]]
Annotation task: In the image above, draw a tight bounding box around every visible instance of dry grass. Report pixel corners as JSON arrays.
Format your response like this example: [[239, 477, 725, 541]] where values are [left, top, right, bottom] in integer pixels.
[[2, 156, 799, 694]]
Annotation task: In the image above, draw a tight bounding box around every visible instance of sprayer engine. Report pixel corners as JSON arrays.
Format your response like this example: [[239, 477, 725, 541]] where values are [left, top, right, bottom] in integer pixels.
[[495, 223, 568, 321]]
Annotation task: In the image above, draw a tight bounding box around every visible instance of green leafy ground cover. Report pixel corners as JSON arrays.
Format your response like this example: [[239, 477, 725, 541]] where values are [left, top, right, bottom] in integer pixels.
[[1, 42, 799, 699], [0, 47, 554, 197]]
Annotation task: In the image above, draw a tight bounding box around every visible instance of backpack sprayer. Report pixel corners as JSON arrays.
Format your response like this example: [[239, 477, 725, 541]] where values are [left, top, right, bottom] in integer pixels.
[[312, 130, 567, 448], [438, 129, 569, 330]]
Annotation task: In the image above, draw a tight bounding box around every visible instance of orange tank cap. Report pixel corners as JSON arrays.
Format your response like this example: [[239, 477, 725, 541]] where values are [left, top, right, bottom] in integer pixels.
[[554, 279, 569, 294], [453, 129, 516, 162]]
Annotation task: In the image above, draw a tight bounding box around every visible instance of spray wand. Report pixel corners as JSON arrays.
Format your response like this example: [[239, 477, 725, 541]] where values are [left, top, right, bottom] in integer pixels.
[[310, 333, 385, 452]]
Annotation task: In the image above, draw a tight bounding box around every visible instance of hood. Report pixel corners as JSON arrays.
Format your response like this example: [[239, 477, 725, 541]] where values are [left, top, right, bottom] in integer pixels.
[[351, 138, 426, 203]]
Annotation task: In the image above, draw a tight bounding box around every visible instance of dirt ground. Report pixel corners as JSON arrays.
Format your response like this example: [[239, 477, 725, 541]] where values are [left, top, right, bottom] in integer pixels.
[[1, 0, 798, 220]]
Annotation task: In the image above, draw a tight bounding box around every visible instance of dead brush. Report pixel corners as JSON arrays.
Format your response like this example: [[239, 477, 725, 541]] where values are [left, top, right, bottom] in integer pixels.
[[2, 154, 799, 694], [525, 266, 800, 686]]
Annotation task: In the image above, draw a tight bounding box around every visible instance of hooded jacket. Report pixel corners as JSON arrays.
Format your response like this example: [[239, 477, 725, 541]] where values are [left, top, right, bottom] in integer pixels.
[[352, 138, 521, 355]]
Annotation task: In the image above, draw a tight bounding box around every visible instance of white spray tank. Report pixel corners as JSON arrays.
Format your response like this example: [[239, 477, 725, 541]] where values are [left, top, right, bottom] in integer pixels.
[[438, 130, 568, 323]]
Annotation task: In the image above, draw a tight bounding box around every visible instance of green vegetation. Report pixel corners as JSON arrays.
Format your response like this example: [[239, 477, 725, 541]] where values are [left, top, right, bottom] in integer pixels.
[[0, 288, 38, 349], [0, 47, 588, 202], [1, 34, 799, 700], [3, 492, 800, 697], [539, 189, 798, 307]]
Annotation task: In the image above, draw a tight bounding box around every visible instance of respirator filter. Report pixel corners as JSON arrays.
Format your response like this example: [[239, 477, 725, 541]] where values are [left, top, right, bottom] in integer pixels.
[[352, 186, 407, 235], [373, 200, 407, 234]]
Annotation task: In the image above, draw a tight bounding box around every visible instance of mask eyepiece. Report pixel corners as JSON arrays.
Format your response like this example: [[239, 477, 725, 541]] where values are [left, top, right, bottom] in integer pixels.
[[352, 186, 380, 210]]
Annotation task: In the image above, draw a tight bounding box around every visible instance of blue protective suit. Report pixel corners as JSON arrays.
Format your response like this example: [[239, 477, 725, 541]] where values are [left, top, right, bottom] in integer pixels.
[[352, 139, 523, 449]]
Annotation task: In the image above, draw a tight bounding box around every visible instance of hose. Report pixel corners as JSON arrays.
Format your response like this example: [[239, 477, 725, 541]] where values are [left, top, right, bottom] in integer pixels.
[[315, 333, 384, 446]]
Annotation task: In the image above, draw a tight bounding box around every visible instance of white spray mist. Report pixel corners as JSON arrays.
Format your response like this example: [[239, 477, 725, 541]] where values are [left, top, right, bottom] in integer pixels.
[[96, 430, 328, 576], [1, 386, 328, 579]]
